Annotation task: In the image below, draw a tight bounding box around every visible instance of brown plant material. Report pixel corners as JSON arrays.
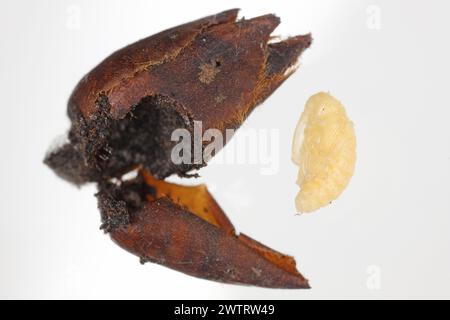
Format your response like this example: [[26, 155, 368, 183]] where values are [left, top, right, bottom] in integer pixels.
[[98, 169, 309, 288], [45, 8, 311, 183], [45, 9, 312, 289]]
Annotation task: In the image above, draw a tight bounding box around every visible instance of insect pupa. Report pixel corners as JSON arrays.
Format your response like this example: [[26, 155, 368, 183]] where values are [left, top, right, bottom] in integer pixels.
[[292, 92, 356, 213]]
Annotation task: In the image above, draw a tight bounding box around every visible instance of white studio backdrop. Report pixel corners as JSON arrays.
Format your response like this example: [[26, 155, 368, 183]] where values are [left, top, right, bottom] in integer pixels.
[[0, 0, 449, 299]]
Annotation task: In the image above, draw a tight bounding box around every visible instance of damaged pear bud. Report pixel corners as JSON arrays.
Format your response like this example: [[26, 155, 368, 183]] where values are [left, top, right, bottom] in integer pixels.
[[45, 8, 311, 184], [45, 9, 312, 289]]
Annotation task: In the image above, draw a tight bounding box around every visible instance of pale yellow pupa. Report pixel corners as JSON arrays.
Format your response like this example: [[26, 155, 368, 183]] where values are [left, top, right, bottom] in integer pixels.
[[291, 92, 356, 213]]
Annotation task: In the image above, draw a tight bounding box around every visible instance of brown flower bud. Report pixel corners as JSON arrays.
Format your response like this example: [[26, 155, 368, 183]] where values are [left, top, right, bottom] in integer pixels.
[[45, 9, 312, 289]]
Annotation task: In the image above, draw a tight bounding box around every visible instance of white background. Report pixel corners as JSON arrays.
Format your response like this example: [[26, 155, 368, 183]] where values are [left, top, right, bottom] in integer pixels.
[[0, 0, 449, 299]]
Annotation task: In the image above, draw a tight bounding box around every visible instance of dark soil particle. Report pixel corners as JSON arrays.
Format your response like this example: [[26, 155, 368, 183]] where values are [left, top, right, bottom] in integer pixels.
[[96, 175, 155, 233]]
